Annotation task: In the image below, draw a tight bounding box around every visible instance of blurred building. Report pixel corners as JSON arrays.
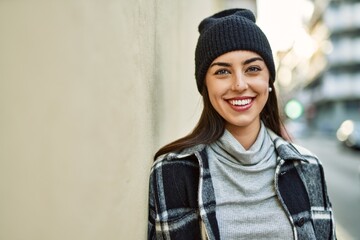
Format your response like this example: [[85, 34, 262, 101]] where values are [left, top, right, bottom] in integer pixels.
[[277, 0, 360, 134]]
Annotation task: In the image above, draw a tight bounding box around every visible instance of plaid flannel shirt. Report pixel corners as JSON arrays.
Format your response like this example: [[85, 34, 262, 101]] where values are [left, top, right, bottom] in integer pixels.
[[148, 129, 336, 239]]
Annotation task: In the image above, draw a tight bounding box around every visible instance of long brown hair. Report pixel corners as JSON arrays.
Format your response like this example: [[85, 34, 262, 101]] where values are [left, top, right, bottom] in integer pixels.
[[154, 78, 285, 160]]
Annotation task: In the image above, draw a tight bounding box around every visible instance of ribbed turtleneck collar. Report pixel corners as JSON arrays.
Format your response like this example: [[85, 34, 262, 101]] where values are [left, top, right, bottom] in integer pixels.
[[210, 122, 274, 166]]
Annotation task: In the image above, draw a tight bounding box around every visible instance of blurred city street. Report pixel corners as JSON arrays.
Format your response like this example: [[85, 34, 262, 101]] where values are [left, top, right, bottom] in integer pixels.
[[295, 133, 360, 240]]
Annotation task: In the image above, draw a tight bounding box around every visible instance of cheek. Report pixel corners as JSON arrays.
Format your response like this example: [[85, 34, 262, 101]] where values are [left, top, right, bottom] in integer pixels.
[[206, 80, 221, 100], [263, 87, 270, 101], [206, 86, 224, 114], [264, 87, 269, 96], [256, 81, 270, 103], [260, 80, 270, 95], [263, 86, 271, 106], [207, 87, 220, 109]]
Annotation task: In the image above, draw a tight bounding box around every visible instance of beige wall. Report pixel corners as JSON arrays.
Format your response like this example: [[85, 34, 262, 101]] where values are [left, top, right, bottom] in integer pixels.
[[153, 1, 217, 148], [0, 0, 219, 239]]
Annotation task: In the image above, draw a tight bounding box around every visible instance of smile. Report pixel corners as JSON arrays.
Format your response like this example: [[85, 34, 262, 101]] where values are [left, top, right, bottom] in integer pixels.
[[229, 98, 253, 106]]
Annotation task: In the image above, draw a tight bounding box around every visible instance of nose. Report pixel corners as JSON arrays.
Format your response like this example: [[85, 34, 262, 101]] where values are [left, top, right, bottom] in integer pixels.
[[231, 73, 248, 91]]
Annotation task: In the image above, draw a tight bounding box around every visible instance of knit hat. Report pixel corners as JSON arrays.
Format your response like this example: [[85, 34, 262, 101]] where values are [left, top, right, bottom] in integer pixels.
[[195, 8, 276, 94]]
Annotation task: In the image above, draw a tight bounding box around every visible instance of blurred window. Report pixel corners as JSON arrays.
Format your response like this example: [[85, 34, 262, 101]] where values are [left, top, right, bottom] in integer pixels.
[[344, 100, 360, 112]]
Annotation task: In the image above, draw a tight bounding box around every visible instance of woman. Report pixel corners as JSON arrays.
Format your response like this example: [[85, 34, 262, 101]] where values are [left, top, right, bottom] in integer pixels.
[[148, 8, 336, 240]]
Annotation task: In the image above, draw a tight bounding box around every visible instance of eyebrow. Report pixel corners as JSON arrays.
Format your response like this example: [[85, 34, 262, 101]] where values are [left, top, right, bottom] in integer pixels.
[[209, 57, 264, 69], [209, 62, 232, 68], [243, 57, 264, 65]]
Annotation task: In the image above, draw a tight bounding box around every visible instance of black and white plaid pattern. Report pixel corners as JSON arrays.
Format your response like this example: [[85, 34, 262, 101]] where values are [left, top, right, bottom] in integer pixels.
[[148, 130, 336, 240]]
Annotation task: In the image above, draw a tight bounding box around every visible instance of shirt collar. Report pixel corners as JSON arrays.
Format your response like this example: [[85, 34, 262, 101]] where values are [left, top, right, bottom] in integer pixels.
[[267, 128, 309, 162], [161, 128, 308, 163]]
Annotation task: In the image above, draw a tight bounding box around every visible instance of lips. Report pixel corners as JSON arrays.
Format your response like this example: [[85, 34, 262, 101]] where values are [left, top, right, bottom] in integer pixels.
[[227, 97, 254, 111]]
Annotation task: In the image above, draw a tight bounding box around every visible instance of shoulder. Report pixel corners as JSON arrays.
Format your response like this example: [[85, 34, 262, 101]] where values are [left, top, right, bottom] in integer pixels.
[[267, 128, 320, 164], [151, 144, 206, 171], [150, 144, 207, 187], [149, 145, 206, 209], [290, 142, 319, 161]]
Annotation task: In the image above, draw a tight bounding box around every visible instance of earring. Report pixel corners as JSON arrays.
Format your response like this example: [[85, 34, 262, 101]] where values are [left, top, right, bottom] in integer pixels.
[[269, 87, 273, 92]]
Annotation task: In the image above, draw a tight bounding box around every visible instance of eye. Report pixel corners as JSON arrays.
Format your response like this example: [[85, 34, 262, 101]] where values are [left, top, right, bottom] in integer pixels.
[[214, 69, 231, 75], [246, 66, 261, 73]]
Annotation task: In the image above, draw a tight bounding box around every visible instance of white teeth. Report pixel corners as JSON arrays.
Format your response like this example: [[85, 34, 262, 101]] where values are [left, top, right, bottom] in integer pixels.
[[229, 99, 252, 106]]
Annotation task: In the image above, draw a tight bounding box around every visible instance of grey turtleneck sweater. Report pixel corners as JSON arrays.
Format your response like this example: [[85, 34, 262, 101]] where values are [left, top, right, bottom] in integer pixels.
[[207, 123, 294, 239]]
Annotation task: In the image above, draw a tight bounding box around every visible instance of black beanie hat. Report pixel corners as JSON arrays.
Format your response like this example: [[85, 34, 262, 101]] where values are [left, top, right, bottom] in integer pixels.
[[195, 8, 276, 94]]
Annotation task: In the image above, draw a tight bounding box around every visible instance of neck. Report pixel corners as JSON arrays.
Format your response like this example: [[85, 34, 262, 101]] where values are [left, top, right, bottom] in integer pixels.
[[225, 120, 261, 150]]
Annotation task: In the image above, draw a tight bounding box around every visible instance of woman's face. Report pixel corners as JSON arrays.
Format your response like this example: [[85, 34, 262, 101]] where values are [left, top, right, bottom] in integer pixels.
[[205, 50, 270, 134]]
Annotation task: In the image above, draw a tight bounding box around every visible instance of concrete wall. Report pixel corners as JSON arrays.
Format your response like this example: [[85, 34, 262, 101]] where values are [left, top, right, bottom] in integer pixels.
[[0, 0, 218, 239]]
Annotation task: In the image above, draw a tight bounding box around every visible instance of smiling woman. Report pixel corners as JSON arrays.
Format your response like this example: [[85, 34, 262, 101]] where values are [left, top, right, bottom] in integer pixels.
[[148, 8, 336, 240], [205, 51, 270, 149]]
